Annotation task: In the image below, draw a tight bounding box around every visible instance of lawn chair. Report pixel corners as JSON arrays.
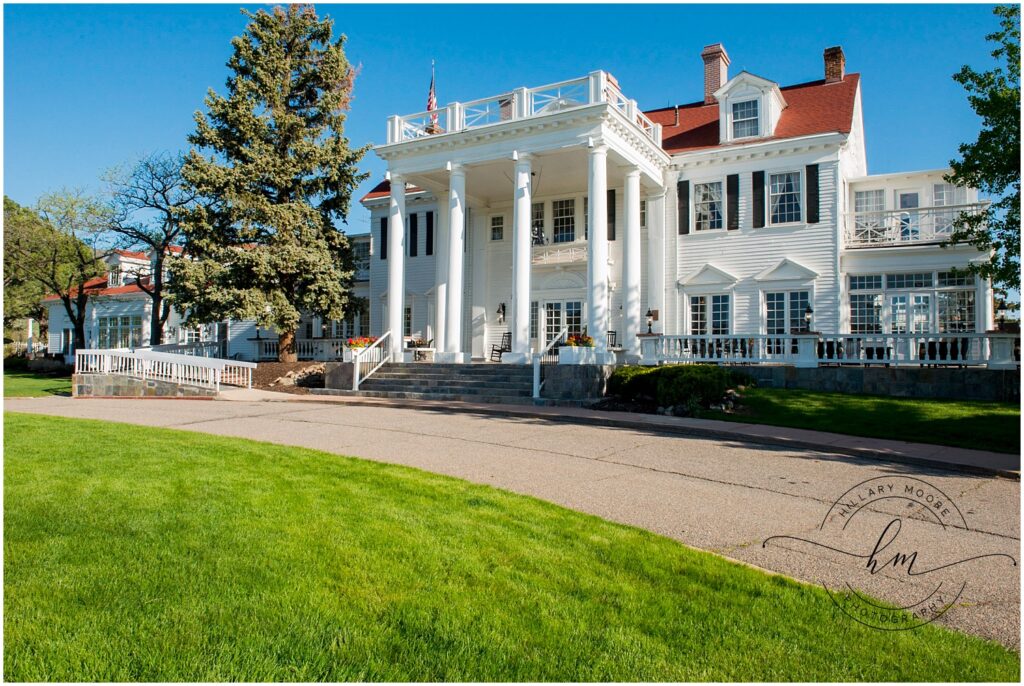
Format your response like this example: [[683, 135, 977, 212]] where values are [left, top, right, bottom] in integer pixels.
[[490, 332, 512, 361]]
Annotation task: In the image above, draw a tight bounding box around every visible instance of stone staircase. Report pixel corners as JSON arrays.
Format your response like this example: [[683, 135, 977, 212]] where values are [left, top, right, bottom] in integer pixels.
[[314, 362, 539, 405]]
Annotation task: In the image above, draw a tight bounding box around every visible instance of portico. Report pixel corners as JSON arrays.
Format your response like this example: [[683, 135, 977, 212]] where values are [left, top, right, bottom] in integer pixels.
[[376, 71, 670, 363]]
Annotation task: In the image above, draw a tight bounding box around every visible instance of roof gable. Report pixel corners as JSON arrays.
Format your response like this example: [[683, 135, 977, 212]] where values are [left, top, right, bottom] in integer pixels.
[[679, 263, 738, 286], [754, 258, 819, 282]]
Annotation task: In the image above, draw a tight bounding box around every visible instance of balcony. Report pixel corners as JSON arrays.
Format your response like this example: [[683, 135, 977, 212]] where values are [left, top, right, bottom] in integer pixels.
[[385, 72, 661, 147], [843, 203, 987, 249], [532, 242, 587, 266]]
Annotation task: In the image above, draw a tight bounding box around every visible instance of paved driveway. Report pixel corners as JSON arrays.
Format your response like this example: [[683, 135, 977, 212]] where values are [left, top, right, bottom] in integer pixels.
[[6, 396, 1020, 648]]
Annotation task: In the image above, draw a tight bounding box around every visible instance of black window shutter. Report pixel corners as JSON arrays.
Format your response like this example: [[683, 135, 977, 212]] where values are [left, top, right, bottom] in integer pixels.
[[805, 164, 819, 224], [607, 189, 616, 241], [677, 180, 690, 235], [408, 213, 418, 257], [726, 174, 739, 231], [752, 171, 765, 229], [380, 217, 388, 260], [425, 212, 434, 255]]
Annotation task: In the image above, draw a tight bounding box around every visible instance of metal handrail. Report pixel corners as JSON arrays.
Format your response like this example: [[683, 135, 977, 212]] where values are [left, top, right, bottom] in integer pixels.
[[351, 331, 392, 391], [532, 327, 569, 399]]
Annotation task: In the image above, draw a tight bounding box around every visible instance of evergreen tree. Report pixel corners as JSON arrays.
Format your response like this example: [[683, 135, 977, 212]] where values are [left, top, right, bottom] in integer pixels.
[[170, 5, 367, 361], [946, 5, 1021, 289]]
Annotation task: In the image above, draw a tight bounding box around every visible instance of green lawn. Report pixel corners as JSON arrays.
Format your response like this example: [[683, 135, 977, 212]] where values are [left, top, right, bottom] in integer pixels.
[[2, 365, 72, 397], [4, 413, 1019, 681], [708, 388, 1021, 454]]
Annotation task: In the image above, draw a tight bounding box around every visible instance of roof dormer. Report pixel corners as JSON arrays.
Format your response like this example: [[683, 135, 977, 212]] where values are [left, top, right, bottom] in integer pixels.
[[714, 71, 788, 144]]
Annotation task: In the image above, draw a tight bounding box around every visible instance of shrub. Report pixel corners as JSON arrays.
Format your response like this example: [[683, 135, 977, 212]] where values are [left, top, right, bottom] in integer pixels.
[[608, 364, 752, 409]]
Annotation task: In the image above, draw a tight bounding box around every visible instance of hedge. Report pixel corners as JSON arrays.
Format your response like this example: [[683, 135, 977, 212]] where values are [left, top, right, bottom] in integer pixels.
[[607, 364, 750, 409]]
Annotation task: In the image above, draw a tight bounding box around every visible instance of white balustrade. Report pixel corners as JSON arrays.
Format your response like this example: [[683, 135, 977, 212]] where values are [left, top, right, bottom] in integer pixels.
[[75, 348, 255, 391], [351, 332, 392, 391], [844, 203, 988, 248]]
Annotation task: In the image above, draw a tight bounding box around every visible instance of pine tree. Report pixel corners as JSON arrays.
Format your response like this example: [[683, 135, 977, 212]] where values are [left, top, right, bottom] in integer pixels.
[[171, 5, 368, 361]]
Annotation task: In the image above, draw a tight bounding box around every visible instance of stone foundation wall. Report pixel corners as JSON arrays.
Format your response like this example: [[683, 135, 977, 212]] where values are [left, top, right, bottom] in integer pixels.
[[720, 365, 1020, 402], [73, 373, 217, 399], [542, 364, 616, 400], [323, 362, 355, 390]]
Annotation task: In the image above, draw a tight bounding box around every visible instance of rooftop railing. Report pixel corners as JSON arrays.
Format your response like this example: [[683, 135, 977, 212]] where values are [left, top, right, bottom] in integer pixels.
[[386, 71, 661, 146], [843, 203, 988, 248]]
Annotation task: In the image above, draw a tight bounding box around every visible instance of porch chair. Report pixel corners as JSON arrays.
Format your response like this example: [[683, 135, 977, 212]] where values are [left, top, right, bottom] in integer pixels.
[[490, 332, 512, 361]]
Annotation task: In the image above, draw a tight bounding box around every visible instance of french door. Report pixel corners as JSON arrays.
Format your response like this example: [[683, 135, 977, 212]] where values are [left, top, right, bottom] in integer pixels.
[[542, 300, 584, 346]]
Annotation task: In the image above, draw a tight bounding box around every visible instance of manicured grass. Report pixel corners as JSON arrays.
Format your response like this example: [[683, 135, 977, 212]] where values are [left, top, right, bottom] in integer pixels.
[[4, 413, 1019, 681], [3, 364, 72, 397], [708, 387, 1020, 454]]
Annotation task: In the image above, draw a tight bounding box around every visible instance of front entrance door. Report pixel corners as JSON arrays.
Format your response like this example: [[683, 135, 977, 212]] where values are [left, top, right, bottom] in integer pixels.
[[542, 300, 584, 346]]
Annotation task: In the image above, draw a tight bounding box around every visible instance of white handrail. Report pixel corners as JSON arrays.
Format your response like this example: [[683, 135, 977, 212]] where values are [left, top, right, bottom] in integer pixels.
[[352, 331, 392, 391], [532, 327, 569, 399], [75, 348, 255, 390]]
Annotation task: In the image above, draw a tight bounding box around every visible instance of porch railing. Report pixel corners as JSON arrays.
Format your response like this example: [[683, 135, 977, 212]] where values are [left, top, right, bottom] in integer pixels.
[[533, 327, 568, 399], [387, 71, 662, 146], [151, 340, 223, 358], [843, 202, 987, 248], [254, 338, 349, 362], [75, 348, 256, 391], [532, 243, 587, 265], [640, 333, 1020, 369], [352, 331, 392, 391]]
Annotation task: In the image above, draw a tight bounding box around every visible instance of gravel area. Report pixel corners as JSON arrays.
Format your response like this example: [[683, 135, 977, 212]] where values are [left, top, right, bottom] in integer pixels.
[[251, 362, 324, 395]]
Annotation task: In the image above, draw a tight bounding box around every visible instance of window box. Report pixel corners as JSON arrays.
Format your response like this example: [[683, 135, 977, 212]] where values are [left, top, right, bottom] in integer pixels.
[[558, 346, 615, 365]]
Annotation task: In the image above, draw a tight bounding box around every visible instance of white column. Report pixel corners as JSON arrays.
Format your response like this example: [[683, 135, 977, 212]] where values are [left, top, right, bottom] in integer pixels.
[[26, 317, 34, 359], [509, 154, 532, 362], [587, 144, 610, 353], [623, 166, 642, 360], [646, 188, 666, 335], [442, 164, 469, 362], [387, 174, 406, 357], [434, 191, 449, 352]]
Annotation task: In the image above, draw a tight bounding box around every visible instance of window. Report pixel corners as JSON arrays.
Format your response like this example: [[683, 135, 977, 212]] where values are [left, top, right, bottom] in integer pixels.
[[854, 190, 885, 213], [403, 306, 412, 337], [690, 295, 730, 335], [408, 213, 418, 257], [490, 215, 504, 241], [352, 241, 370, 274], [694, 182, 723, 231], [933, 183, 967, 235], [732, 99, 759, 138], [640, 200, 647, 230], [938, 271, 973, 287], [769, 172, 802, 224], [938, 290, 976, 332], [850, 294, 883, 334], [891, 295, 931, 334], [530, 301, 538, 339], [97, 315, 143, 349], [886, 273, 933, 289], [531, 202, 545, 245], [849, 275, 882, 291], [108, 266, 122, 288], [766, 291, 811, 335], [565, 301, 583, 335], [552, 199, 575, 243]]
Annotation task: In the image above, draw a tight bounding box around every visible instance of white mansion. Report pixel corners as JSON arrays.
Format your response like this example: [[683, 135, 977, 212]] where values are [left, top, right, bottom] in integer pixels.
[[360, 44, 995, 364], [49, 44, 1000, 369]]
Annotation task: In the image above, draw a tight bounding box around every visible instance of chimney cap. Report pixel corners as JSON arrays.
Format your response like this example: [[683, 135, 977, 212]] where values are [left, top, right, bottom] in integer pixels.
[[701, 43, 730, 65]]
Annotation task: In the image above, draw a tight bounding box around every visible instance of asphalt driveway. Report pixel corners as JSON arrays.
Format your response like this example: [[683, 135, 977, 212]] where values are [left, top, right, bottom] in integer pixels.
[[6, 396, 1020, 648]]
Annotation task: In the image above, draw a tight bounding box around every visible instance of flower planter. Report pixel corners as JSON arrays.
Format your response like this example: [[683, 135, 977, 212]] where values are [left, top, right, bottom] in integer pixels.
[[558, 346, 615, 365], [342, 348, 356, 362]]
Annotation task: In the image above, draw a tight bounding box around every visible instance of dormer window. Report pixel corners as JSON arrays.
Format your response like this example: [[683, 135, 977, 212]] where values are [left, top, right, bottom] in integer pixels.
[[108, 266, 122, 288], [732, 100, 759, 138]]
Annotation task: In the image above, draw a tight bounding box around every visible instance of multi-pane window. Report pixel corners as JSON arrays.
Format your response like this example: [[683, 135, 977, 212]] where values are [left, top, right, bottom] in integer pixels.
[[97, 315, 143, 349], [766, 291, 811, 334], [938, 290, 976, 332], [565, 301, 583, 334], [891, 295, 932, 334], [694, 182, 723, 231], [490, 215, 504, 241], [732, 99, 759, 138], [849, 275, 883, 291], [933, 183, 967, 235], [107, 266, 122, 288], [531, 202, 545, 245], [552, 199, 575, 243], [640, 200, 647, 230], [886, 273, 933, 289], [690, 295, 730, 335], [850, 294, 883, 334], [854, 190, 885, 213], [938, 271, 974, 287], [769, 172, 802, 224], [853, 189, 886, 241], [530, 301, 538, 339], [404, 306, 412, 337], [352, 241, 370, 271]]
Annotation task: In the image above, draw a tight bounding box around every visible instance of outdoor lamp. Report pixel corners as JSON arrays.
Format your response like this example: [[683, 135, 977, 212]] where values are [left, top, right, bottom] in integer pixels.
[[496, 302, 506, 323], [804, 305, 814, 331], [997, 299, 1008, 327], [645, 308, 654, 335]]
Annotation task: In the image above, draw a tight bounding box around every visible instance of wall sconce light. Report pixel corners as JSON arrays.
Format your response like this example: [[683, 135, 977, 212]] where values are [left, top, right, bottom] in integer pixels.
[[645, 308, 654, 335], [496, 302, 506, 324], [804, 305, 814, 332]]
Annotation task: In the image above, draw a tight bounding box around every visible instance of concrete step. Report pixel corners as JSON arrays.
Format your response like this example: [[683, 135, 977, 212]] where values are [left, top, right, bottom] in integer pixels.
[[361, 384, 532, 397], [362, 378, 532, 391], [367, 373, 533, 385], [311, 388, 545, 405]]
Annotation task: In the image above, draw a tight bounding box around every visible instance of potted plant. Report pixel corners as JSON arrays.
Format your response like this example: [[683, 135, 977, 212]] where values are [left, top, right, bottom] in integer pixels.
[[344, 336, 377, 361], [559, 333, 613, 365]]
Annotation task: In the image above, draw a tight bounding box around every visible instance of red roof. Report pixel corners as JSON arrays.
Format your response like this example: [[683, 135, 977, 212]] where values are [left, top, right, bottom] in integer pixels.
[[360, 179, 426, 202], [645, 73, 860, 154], [166, 245, 184, 255], [43, 276, 148, 302], [114, 249, 149, 261]]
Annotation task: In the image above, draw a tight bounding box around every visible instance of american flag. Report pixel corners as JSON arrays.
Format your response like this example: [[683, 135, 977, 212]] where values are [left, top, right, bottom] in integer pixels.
[[427, 61, 438, 130]]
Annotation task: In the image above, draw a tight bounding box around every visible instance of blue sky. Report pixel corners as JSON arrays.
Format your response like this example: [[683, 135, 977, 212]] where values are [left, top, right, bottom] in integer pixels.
[[3, 2, 1002, 236]]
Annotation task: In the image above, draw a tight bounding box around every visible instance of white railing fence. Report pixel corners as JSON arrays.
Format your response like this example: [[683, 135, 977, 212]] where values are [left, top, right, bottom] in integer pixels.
[[844, 203, 988, 248], [533, 327, 569, 399], [150, 340, 223, 358], [254, 338, 349, 362], [352, 331, 392, 391], [640, 333, 1020, 369], [387, 71, 662, 146], [75, 348, 256, 391]]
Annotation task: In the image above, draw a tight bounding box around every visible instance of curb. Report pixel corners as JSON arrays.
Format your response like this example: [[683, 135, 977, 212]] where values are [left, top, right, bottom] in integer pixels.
[[232, 393, 1021, 480]]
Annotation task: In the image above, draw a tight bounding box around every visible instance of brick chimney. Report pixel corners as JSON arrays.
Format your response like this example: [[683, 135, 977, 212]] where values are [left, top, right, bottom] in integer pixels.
[[701, 43, 730, 104], [824, 46, 845, 83]]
